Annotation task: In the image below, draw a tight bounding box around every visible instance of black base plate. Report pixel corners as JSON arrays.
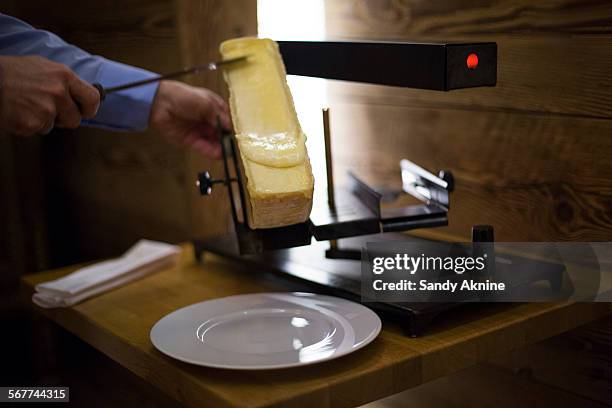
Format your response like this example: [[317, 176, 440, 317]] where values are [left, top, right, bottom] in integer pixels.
[[194, 232, 568, 337]]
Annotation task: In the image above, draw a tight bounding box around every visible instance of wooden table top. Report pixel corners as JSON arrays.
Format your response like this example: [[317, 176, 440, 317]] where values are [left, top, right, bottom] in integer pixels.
[[22, 243, 612, 408]]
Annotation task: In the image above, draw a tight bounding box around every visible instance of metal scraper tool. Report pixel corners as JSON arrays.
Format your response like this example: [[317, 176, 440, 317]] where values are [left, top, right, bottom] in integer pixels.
[[93, 55, 249, 100]]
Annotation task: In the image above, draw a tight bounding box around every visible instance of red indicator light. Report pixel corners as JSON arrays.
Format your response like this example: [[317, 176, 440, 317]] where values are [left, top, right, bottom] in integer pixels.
[[466, 53, 478, 69]]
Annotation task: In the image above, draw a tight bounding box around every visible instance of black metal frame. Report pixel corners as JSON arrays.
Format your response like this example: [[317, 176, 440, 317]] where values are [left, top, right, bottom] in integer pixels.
[[192, 39, 500, 336], [277, 40, 497, 90], [197, 131, 454, 255], [195, 39, 502, 254]]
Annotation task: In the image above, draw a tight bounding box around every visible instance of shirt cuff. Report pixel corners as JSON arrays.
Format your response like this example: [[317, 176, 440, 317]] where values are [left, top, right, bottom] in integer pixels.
[[82, 58, 159, 132]]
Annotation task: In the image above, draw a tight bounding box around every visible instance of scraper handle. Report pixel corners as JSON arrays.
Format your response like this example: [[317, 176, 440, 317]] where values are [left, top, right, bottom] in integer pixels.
[[93, 83, 106, 101]]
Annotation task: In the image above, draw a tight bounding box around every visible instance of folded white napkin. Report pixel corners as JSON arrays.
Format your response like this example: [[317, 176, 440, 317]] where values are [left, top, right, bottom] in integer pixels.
[[32, 239, 181, 308]]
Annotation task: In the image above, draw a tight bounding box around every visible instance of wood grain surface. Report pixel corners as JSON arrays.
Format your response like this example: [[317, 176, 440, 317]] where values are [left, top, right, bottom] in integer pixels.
[[325, 0, 612, 121], [488, 315, 612, 405], [21, 244, 612, 408], [366, 363, 610, 408], [329, 103, 612, 242], [326, 35, 612, 119], [323, 0, 612, 242], [175, 0, 258, 239], [325, 0, 612, 37]]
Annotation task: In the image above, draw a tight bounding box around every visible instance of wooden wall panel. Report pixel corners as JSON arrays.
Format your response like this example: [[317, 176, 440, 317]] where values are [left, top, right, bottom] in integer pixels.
[[327, 35, 612, 119], [175, 0, 258, 239], [4, 1, 179, 74], [325, 1, 612, 118], [43, 129, 193, 261], [330, 103, 612, 241], [324, 0, 612, 242], [326, 0, 612, 37]]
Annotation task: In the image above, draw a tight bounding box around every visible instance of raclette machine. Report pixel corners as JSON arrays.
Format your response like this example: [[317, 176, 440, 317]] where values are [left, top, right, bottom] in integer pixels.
[[194, 40, 498, 336]]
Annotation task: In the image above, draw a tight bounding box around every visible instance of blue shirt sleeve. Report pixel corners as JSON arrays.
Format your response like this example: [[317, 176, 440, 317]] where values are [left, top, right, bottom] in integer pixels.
[[0, 13, 159, 132]]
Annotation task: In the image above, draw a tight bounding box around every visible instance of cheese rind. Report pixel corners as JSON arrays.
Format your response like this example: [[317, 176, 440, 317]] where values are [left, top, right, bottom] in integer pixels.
[[220, 37, 314, 229]]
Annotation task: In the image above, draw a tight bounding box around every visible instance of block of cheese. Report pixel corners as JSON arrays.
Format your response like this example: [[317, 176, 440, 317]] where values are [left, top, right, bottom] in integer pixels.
[[220, 37, 314, 229]]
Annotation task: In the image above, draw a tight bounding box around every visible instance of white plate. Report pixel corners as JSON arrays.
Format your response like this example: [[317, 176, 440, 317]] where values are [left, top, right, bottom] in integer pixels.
[[150, 292, 381, 370]]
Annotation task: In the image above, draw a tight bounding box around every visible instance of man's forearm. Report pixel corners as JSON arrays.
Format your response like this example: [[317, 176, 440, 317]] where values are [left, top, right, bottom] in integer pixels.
[[0, 13, 158, 131]]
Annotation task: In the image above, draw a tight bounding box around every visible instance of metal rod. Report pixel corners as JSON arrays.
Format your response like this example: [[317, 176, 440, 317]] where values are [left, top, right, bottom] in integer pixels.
[[106, 56, 248, 93], [219, 130, 239, 226], [229, 136, 250, 225], [95, 56, 249, 100], [322, 108, 335, 210], [323, 108, 338, 252]]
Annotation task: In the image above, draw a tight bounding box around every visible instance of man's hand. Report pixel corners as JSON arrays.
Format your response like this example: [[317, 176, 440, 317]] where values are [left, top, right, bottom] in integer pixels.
[[149, 80, 231, 159], [0, 55, 100, 136]]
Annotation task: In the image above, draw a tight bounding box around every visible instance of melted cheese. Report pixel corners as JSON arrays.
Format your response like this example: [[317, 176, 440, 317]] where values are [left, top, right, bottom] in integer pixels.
[[244, 159, 312, 196], [221, 38, 305, 168], [220, 37, 314, 228]]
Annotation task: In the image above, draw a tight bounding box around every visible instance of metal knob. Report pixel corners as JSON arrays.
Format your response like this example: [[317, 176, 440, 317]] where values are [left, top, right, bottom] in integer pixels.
[[472, 224, 494, 242], [472, 225, 495, 279], [196, 171, 224, 196], [438, 170, 454, 192]]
